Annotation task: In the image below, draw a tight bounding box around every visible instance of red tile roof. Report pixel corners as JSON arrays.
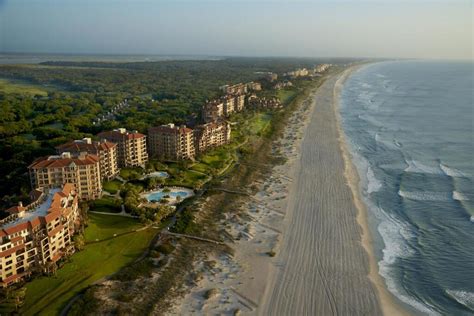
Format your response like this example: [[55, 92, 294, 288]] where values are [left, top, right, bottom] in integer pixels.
[[56, 140, 116, 153], [4, 222, 29, 235], [98, 130, 145, 141], [149, 125, 193, 135], [5, 205, 27, 214], [29, 154, 99, 169], [29, 189, 44, 202], [43, 211, 61, 224]]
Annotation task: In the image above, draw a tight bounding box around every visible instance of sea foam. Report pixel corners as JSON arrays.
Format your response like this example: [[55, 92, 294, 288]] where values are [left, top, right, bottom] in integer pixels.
[[398, 190, 452, 202], [446, 290, 474, 312], [367, 166, 382, 193], [375, 206, 440, 315], [404, 159, 444, 175], [452, 191, 471, 201], [440, 163, 469, 178]]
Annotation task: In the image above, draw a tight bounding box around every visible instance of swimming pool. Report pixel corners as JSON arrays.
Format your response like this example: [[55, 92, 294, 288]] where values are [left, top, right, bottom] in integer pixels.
[[144, 187, 194, 204]]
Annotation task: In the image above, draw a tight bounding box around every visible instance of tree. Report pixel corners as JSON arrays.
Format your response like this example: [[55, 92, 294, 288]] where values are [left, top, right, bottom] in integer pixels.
[[73, 234, 85, 251]]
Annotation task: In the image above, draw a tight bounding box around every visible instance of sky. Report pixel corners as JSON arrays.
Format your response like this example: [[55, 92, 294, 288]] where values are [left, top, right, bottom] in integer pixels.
[[0, 0, 472, 60]]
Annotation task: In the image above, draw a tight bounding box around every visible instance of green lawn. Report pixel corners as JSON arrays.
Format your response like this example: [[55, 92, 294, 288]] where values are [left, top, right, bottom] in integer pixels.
[[200, 147, 231, 169], [85, 213, 142, 241], [248, 112, 272, 135], [0, 79, 48, 96], [20, 214, 155, 315], [90, 196, 121, 213], [166, 169, 207, 187], [277, 88, 297, 105], [190, 162, 210, 174], [102, 179, 123, 194]]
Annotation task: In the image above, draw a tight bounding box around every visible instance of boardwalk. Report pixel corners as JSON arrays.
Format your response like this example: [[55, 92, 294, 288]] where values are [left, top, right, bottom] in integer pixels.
[[163, 231, 224, 245]]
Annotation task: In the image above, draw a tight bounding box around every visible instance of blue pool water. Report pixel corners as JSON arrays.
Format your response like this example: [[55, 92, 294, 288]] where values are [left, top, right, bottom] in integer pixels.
[[146, 190, 191, 202]]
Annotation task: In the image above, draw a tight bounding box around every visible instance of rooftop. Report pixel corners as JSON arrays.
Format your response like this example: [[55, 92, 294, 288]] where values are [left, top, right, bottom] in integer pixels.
[[1, 188, 60, 231]]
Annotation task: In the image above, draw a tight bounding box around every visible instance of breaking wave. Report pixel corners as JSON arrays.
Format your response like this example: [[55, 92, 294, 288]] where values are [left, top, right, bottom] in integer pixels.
[[446, 290, 474, 311], [440, 163, 469, 178], [452, 191, 471, 201], [398, 190, 452, 202], [404, 159, 444, 175], [376, 207, 440, 315]]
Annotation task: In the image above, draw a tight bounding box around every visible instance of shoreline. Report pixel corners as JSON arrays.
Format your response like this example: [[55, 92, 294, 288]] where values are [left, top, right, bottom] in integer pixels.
[[167, 65, 410, 315], [333, 66, 410, 315]]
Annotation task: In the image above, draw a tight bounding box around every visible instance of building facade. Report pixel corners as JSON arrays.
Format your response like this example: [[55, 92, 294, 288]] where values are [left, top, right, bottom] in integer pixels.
[[0, 184, 79, 287], [221, 95, 236, 116], [202, 100, 224, 123], [56, 138, 119, 180], [219, 83, 248, 95], [194, 121, 231, 153], [97, 128, 148, 168], [148, 124, 195, 161], [28, 152, 102, 200], [247, 81, 262, 91]]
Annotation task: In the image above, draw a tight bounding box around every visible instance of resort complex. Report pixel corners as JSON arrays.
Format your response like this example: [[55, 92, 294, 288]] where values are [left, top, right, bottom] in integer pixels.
[[0, 63, 331, 293], [0, 184, 79, 287], [28, 152, 102, 200]]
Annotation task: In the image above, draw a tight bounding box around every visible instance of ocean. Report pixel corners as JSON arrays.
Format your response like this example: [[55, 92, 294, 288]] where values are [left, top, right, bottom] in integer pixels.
[[340, 61, 474, 315]]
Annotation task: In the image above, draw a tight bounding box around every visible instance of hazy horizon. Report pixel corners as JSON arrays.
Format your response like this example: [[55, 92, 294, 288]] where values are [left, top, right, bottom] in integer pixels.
[[1, 0, 472, 60]]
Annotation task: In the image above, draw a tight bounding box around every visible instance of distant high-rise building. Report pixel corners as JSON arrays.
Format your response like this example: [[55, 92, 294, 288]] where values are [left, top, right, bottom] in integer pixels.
[[219, 83, 248, 95]]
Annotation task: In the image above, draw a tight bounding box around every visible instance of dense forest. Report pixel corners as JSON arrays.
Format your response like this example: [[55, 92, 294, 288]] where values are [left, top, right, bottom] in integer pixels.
[[0, 57, 350, 210]]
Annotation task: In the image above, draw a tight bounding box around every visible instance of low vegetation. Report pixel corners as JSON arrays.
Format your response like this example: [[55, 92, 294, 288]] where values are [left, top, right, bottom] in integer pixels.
[[18, 214, 155, 315]]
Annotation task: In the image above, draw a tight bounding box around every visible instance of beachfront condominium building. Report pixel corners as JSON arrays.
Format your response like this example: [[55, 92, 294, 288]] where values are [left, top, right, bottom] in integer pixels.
[[0, 184, 79, 287], [219, 83, 248, 95], [202, 100, 224, 123], [286, 68, 309, 78], [265, 73, 278, 82], [148, 124, 195, 161], [28, 152, 102, 200], [97, 128, 148, 168], [235, 94, 245, 112], [56, 138, 119, 180], [221, 95, 236, 116], [247, 82, 262, 91], [194, 121, 231, 153]]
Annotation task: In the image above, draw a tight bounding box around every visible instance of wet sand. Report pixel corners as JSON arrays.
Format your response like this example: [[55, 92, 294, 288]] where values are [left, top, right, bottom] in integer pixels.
[[259, 68, 385, 315], [168, 67, 408, 315]]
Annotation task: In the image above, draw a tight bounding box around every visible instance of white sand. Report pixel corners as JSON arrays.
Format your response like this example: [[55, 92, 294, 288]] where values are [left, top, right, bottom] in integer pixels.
[[168, 68, 408, 316]]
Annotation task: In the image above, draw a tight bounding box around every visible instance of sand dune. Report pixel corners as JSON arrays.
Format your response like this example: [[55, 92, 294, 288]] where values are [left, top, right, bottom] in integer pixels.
[[259, 71, 382, 315], [168, 68, 407, 316]]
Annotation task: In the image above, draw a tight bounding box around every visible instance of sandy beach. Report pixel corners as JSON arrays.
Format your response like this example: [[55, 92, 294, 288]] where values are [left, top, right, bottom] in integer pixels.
[[168, 67, 407, 315]]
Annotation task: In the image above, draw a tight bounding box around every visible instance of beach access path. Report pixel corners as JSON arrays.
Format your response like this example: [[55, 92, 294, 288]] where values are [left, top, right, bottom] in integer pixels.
[[259, 70, 382, 315]]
